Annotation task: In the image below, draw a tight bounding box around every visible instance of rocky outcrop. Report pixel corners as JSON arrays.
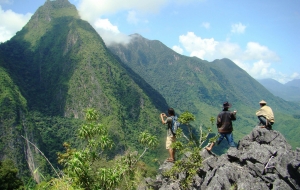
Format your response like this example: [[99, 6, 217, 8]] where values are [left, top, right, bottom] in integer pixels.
[[142, 126, 300, 190]]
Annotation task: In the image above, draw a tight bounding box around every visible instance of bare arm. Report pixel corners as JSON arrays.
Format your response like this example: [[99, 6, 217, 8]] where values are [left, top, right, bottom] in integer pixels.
[[160, 113, 166, 124]]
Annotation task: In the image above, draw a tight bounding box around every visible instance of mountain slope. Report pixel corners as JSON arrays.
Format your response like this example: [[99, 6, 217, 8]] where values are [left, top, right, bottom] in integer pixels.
[[211, 60, 300, 111], [0, 0, 168, 181], [0, 67, 28, 175], [108, 34, 300, 148], [258, 78, 300, 102], [1, 0, 166, 128], [285, 79, 300, 88]]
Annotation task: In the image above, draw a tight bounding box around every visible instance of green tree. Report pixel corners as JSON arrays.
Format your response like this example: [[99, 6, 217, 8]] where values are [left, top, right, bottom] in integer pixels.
[[0, 159, 24, 190], [165, 111, 217, 189], [40, 108, 159, 190]]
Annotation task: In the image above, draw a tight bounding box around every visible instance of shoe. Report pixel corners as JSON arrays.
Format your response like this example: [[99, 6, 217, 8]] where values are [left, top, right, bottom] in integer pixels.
[[166, 158, 174, 162], [205, 144, 213, 151]]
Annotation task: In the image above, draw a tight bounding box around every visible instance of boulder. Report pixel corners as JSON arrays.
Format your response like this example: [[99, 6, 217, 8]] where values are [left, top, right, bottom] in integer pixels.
[[140, 126, 300, 190]]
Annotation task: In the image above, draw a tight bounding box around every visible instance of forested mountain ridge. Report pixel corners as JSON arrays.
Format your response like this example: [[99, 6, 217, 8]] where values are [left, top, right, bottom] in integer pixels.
[[0, 0, 167, 183], [108, 34, 300, 148], [0, 0, 299, 187]]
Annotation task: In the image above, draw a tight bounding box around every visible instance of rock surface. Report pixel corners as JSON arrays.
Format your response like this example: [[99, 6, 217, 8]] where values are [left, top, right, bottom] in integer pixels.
[[141, 126, 300, 190]]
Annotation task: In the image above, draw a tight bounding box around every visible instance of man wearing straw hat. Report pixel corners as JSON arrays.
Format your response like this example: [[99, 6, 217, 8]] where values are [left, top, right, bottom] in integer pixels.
[[256, 100, 274, 130]]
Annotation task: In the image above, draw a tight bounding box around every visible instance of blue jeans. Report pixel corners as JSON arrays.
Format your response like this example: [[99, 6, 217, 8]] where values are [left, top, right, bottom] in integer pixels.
[[217, 132, 236, 147]]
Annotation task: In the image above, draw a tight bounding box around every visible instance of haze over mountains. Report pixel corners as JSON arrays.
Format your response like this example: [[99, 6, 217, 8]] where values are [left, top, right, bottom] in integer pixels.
[[258, 78, 300, 102], [0, 0, 299, 184]]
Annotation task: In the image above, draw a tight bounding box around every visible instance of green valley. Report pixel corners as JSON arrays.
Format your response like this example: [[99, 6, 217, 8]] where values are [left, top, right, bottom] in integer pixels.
[[0, 0, 299, 188]]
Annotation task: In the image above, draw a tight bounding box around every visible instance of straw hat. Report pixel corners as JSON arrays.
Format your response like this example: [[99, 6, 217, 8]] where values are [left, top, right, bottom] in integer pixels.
[[259, 100, 267, 104]]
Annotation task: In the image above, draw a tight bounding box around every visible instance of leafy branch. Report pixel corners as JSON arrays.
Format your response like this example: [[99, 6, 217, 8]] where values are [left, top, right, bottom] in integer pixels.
[[164, 112, 218, 188], [53, 108, 158, 190]]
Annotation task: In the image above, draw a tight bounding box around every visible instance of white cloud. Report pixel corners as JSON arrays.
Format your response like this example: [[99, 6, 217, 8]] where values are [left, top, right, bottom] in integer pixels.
[[244, 42, 280, 61], [94, 18, 120, 34], [202, 22, 210, 29], [250, 60, 276, 78], [233, 59, 296, 84], [75, 0, 169, 45], [176, 32, 288, 82], [220, 42, 241, 56], [127, 10, 140, 25], [77, 0, 169, 22], [96, 30, 131, 46], [76, 0, 198, 45], [231, 22, 246, 34], [0, 6, 32, 42], [291, 72, 299, 79], [172, 45, 183, 54], [76, 0, 199, 21], [179, 32, 218, 59], [93, 18, 131, 45]]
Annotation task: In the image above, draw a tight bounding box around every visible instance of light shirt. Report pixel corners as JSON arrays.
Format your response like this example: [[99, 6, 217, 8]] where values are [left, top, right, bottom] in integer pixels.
[[256, 105, 275, 122]]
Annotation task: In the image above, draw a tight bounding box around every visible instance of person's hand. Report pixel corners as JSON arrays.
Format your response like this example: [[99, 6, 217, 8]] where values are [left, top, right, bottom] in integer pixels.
[[161, 113, 166, 117]]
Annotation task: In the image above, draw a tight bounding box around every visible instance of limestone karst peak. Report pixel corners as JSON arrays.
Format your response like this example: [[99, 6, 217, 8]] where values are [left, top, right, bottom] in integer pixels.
[[144, 126, 300, 190]]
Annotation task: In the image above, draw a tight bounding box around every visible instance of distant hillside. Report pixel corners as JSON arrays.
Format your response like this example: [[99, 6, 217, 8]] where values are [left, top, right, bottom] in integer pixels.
[[108, 34, 300, 149], [258, 78, 300, 102], [285, 79, 300, 88]]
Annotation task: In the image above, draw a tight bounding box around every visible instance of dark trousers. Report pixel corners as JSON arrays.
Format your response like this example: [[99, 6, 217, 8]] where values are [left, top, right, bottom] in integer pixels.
[[258, 116, 273, 128]]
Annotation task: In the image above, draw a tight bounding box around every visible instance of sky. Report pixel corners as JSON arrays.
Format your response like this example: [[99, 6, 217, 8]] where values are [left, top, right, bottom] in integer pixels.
[[0, 0, 299, 84]]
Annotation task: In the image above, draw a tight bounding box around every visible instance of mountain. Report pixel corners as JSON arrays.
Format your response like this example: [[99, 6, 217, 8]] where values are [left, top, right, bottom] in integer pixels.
[[285, 79, 300, 88], [0, 0, 167, 182], [258, 78, 300, 102], [143, 127, 300, 189], [108, 34, 300, 149], [1, 0, 299, 185]]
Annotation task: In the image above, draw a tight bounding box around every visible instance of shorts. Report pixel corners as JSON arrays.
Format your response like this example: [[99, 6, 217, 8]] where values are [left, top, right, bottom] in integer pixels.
[[166, 136, 176, 149]]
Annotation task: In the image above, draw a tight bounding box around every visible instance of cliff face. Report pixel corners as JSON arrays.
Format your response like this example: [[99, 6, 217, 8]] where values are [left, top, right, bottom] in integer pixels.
[[144, 126, 300, 190]]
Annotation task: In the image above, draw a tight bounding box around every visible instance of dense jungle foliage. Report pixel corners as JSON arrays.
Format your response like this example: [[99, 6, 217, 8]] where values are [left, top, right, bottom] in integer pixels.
[[0, 0, 168, 187], [0, 0, 299, 188]]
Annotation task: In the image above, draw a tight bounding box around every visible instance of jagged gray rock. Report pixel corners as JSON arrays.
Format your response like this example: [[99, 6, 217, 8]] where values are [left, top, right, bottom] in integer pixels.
[[140, 126, 300, 190]]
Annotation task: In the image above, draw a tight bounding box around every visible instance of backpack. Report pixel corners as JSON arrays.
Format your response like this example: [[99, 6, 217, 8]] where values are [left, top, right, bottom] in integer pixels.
[[170, 116, 180, 135]]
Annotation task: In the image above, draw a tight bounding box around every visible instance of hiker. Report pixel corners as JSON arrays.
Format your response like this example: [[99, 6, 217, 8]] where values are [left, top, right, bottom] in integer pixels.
[[206, 101, 237, 151], [160, 108, 177, 162], [256, 100, 274, 130]]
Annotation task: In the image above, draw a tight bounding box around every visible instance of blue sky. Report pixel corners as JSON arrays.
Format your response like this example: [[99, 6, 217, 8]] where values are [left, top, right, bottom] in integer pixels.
[[0, 0, 299, 84]]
